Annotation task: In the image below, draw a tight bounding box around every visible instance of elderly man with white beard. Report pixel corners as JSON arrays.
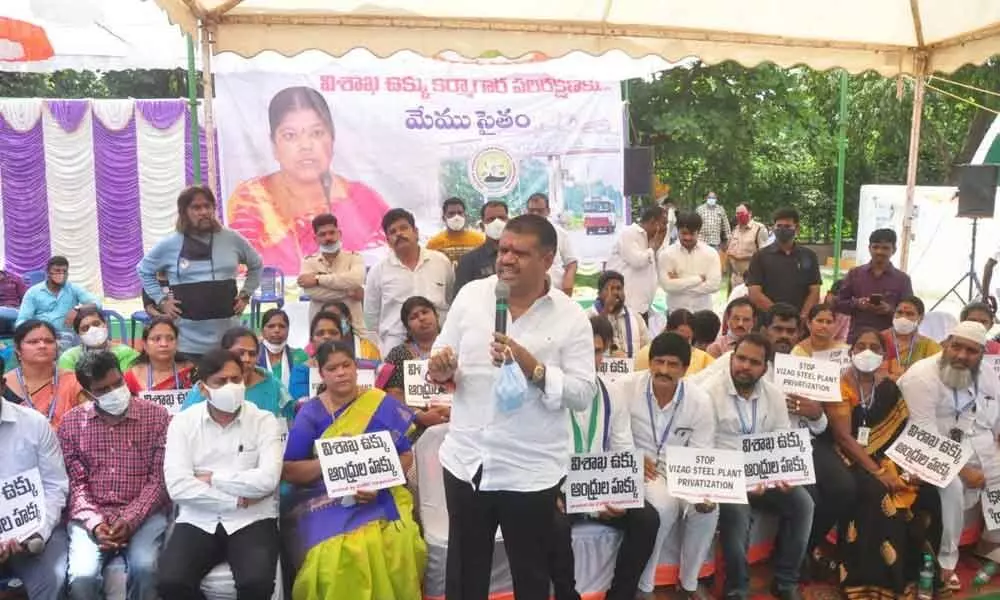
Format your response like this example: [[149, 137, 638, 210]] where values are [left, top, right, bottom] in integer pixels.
[[898, 321, 1000, 591]]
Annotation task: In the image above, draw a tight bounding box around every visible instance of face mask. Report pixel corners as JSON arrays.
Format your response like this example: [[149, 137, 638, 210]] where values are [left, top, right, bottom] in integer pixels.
[[319, 242, 341, 254], [706, 196, 717, 206], [892, 317, 918, 335], [446, 215, 466, 232], [494, 357, 528, 414], [484, 219, 506, 241], [80, 326, 108, 348], [736, 213, 750, 226], [774, 227, 796, 243], [851, 349, 883, 374], [262, 340, 286, 354], [206, 382, 246, 413], [95, 385, 130, 416]]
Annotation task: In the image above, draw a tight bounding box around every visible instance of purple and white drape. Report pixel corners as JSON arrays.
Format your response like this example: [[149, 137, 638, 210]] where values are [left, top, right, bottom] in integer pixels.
[[0, 98, 218, 299]]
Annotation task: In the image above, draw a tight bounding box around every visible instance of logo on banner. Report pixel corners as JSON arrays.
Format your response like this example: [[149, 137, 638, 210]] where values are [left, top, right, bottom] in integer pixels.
[[469, 147, 517, 197]]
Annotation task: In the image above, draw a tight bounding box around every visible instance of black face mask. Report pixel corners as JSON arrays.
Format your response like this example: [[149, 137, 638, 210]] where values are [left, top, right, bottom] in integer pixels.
[[774, 227, 796, 243]]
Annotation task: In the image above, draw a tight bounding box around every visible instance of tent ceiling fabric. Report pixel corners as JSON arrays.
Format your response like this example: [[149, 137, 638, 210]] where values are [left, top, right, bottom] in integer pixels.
[[152, 0, 1000, 75]]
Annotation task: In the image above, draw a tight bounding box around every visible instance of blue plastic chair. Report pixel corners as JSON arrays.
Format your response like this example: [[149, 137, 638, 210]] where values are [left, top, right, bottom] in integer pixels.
[[100, 309, 130, 346], [23, 270, 45, 287], [251, 267, 285, 328], [130, 310, 152, 346]]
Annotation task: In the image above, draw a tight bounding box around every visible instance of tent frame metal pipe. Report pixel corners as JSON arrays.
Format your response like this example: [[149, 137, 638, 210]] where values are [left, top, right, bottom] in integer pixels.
[[201, 23, 218, 195], [899, 53, 927, 271]]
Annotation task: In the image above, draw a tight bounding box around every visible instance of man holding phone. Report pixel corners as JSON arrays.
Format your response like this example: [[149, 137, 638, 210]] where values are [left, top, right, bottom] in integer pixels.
[[835, 228, 913, 342]]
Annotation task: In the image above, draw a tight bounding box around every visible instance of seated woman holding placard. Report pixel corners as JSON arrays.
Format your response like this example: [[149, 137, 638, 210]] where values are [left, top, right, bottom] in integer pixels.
[[792, 304, 849, 361], [124, 317, 194, 396], [281, 340, 425, 600], [183, 326, 295, 420], [288, 311, 347, 401], [382, 296, 451, 431], [826, 327, 940, 598]]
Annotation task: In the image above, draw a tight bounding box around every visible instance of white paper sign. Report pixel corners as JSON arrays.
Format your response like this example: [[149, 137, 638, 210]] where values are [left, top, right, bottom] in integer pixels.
[[982, 482, 1000, 530], [886, 422, 970, 488], [402, 360, 453, 408], [773, 354, 842, 403], [665, 446, 748, 505], [812, 348, 851, 368], [315, 431, 406, 498], [598, 357, 633, 384], [565, 450, 644, 514], [139, 389, 188, 415], [741, 428, 816, 488], [310, 368, 377, 397], [0, 468, 45, 543], [985, 356, 1000, 380]]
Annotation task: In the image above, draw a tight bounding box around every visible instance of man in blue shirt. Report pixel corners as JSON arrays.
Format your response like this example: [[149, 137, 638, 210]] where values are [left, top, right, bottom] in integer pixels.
[[16, 256, 101, 349]]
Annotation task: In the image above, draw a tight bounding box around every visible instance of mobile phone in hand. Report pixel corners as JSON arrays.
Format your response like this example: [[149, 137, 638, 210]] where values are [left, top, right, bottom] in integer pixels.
[[870, 294, 883, 305]]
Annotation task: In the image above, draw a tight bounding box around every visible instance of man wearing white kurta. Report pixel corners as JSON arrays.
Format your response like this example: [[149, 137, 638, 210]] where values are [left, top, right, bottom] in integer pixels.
[[898, 321, 1000, 580], [606, 206, 667, 321], [587, 271, 651, 358], [658, 212, 722, 313], [616, 332, 717, 598]]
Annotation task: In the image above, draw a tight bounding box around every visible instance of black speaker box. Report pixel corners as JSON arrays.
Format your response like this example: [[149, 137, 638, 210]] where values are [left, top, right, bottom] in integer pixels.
[[623, 146, 653, 197], [956, 164, 999, 218]]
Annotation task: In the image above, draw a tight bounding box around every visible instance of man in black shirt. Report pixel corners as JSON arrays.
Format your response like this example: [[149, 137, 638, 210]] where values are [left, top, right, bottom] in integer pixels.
[[453, 200, 509, 300], [746, 207, 821, 322]]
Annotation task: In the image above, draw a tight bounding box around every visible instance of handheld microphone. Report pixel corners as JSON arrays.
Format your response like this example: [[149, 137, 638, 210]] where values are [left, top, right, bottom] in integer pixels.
[[495, 281, 510, 335]]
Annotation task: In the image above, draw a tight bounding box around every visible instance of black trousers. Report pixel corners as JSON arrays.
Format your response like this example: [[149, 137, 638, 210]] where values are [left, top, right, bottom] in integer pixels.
[[807, 435, 857, 554], [550, 503, 660, 600], [444, 467, 561, 600], [157, 519, 279, 600]]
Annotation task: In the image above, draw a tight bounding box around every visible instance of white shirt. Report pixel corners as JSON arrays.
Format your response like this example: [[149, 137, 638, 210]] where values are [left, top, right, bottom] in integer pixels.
[[615, 372, 715, 466], [436, 276, 597, 492], [0, 399, 67, 542], [585, 306, 651, 357], [698, 367, 791, 451], [364, 247, 455, 354], [164, 402, 284, 534], [899, 354, 1000, 467], [657, 240, 722, 312], [567, 378, 633, 454], [689, 350, 830, 441], [547, 225, 578, 290], [606, 223, 659, 315]]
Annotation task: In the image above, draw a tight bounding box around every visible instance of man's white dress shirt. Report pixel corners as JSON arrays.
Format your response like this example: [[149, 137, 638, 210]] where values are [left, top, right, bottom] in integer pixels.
[[606, 223, 659, 315], [657, 240, 722, 313], [436, 276, 597, 492], [0, 399, 67, 542], [566, 378, 633, 454], [585, 306, 651, 358], [164, 402, 284, 534], [364, 247, 455, 354], [698, 366, 793, 450]]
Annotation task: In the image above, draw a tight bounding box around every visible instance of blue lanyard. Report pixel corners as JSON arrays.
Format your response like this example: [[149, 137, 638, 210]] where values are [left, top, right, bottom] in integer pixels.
[[854, 375, 876, 424], [953, 384, 978, 420], [15, 367, 59, 422], [732, 394, 758, 435], [147, 362, 180, 390], [890, 331, 916, 368], [647, 378, 684, 456]]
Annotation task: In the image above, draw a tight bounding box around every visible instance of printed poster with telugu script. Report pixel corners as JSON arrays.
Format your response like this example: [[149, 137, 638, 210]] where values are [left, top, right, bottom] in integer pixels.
[[741, 429, 816, 488], [0, 468, 45, 544], [315, 431, 406, 498], [597, 357, 633, 385], [886, 422, 970, 488], [565, 450, 644, 514]]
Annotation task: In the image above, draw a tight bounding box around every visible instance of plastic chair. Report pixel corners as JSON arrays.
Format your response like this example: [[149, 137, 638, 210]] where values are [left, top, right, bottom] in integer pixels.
[[100, 309, 129, 346], [22, 270, 45, 287], [130, 310, 152, 346], [251, 267, 285, 327]]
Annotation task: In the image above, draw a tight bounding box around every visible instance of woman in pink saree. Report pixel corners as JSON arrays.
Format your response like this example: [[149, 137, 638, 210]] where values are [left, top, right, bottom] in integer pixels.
[[227, 86, 389, 274]]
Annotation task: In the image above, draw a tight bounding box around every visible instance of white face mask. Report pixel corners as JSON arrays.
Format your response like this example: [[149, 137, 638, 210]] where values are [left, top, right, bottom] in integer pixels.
[[706, 196, 718, 206], [95, 385, 130, 416], [80, 326, 108, 348], [851, 349, 883, 373], [319, 242, 341, 254], [262, 340, 286, 354], [484, 219, 506, 240], [446, 215, 466, 232], [892, 317, 918, 335], [206, 382, 246, 413]]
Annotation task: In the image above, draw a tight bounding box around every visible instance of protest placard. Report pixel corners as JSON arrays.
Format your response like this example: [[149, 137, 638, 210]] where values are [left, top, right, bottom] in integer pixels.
[[314, 431, 406, 498], [812, 347, 851, 368], [138, 389, 188, 415], [665, 446, 748, 504], [982, 481, 1000, 531], [597, 357, 633, 384], [565, 450, 644, 514], [772, 354, 842, 403], [310, 368, 377, 397], [0, 469, 45, 544], [741, 428, 816, 488], [402, 360, 453, 408], [886, 422, 970, 488]]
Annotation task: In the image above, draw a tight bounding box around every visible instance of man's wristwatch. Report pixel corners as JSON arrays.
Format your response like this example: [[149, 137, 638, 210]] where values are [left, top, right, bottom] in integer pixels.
[[530, 363, 546, 386]]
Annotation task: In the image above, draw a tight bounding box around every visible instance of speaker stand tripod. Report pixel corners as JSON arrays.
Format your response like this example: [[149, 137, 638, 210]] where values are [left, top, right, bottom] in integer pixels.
[[931, 217, 985, 311]]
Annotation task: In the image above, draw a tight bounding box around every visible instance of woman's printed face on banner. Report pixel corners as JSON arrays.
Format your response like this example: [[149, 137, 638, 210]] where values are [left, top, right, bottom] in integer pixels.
[[271, 107, 334, 184]]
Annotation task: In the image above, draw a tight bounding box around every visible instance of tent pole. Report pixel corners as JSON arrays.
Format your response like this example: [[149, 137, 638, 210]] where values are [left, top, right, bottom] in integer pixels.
[[833, 70, 849, 280], [899, 56, 927, 271], [201, 24, 218, 196], [186, 33, 201, 184]]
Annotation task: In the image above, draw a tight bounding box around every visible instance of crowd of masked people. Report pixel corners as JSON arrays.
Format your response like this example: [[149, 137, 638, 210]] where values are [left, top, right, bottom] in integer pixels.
[[0, 183, 997, 600]]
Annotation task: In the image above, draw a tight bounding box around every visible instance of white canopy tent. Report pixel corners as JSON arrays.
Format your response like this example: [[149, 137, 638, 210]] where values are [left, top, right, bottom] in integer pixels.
[[152, 0, 1000, 269]]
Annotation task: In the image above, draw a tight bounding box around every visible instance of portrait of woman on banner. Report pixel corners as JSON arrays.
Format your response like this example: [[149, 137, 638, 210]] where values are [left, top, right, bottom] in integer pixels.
[[227, 86, 389, 274]]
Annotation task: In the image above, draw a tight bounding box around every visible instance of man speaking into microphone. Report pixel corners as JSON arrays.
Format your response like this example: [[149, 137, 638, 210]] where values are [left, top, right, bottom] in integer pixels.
[[428, 213, 596, 600]]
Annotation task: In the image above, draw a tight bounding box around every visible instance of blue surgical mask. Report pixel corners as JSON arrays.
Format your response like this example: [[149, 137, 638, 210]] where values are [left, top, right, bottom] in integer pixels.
[[494, 359, 528, 414]]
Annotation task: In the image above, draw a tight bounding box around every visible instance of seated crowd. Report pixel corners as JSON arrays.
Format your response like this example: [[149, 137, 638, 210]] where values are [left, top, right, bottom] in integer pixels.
[[1, 185, 999, 600]]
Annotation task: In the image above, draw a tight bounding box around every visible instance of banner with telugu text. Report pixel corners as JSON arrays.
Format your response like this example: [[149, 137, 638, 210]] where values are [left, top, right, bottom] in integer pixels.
[[216, 66, 625, 274]]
